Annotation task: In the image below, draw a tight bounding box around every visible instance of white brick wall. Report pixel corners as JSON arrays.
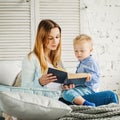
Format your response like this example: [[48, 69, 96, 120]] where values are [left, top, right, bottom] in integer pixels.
[[80, 0, 120, 94]]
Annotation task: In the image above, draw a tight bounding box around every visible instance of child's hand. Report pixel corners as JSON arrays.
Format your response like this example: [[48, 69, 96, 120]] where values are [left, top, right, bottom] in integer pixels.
[[86, 73, 92, 82], [62, 84, 75, 90]]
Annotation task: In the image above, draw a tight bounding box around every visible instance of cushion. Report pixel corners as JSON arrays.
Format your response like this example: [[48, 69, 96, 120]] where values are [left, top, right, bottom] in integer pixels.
[[0, 61, 21, 86], [0, 85, 61, 100], [13, 71, 22, 87], [0, 91, 72, 120]]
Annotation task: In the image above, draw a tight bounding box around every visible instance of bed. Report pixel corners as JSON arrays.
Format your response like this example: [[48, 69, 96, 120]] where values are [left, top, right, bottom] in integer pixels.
[[0, 61, 120, 120]]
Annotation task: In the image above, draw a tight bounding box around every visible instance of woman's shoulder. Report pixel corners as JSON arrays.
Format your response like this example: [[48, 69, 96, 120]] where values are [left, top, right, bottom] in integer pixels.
[[22, 52, 41, 73], [29, 52, 38, 60], [23, 52, 39, 64]]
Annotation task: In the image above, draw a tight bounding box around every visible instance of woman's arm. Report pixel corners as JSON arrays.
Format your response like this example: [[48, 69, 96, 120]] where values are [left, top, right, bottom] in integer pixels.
[[21, 54, 43, 88], [21, 53, 57, 88]]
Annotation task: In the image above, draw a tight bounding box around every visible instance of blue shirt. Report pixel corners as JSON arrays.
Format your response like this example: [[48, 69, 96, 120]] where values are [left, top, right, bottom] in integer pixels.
[[76, 55, 100, 92]]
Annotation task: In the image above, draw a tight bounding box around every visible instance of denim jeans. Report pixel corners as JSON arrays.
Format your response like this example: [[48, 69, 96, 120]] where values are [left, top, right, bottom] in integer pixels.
[[59, 90, 119, 106], [62, 86, 94, 103], [82, 90, 119, 106]]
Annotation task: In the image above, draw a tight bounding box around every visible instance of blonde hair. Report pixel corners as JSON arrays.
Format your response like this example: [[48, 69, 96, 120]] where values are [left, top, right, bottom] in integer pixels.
[[29, 19, 62, 74], [73, 34, 93, 48]]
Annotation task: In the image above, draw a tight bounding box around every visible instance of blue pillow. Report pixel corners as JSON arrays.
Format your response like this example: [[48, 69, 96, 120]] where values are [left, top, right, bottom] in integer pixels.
[[0, 85, 61, 100]]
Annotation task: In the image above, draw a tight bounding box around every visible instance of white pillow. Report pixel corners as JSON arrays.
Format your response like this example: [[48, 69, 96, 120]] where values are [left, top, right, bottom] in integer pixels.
[[0, 91, 72, 120], [0, 61, 21, 86]]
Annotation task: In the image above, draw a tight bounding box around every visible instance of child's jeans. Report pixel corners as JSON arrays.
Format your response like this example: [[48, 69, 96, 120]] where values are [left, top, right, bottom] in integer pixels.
[[62, 86, 119, 106], [82, 90, 119, 106], [62, 85, 94, 104]]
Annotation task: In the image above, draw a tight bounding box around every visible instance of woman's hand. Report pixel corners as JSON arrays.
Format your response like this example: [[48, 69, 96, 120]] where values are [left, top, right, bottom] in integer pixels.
[[62, 84, 75, 90], [86, 73, 92, 82], [39, 73, 57, 86]]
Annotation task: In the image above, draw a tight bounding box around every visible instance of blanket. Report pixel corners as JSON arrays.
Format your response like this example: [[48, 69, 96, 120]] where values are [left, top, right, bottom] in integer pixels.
[[58, 103, 120, 120]]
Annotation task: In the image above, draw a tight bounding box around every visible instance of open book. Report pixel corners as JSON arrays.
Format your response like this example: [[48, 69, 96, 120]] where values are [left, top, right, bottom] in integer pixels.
[[47, 67, 88, 86]]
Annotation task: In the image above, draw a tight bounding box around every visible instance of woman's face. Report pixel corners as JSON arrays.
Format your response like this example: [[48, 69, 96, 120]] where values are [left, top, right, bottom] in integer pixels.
[[46, 27, 60, 51]]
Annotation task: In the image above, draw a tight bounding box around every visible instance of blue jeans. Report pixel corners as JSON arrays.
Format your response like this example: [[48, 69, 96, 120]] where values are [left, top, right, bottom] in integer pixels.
[[62, 86, 94, 103], [60, 90, 119, 106], [82, 90, 119, 106]]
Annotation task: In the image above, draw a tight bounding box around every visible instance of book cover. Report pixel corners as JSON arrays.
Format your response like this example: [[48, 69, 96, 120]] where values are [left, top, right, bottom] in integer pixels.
[[47, 67, 67, 83], [47, 67, 88, 86]]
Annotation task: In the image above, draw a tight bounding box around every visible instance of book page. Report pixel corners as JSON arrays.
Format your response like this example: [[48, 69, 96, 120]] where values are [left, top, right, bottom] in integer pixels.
[[68, 73, 88, 79]]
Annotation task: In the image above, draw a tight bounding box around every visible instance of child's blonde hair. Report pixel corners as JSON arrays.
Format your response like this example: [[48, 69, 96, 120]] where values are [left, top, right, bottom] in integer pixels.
[[73, 34, 93, 49]]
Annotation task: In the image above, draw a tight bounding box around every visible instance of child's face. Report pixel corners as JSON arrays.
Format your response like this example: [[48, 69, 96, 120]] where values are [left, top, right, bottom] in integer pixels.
[[74, 40, 93, 61]]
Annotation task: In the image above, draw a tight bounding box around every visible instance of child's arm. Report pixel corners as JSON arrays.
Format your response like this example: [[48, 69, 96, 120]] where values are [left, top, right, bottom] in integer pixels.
[[62, 83, 75, 90]]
